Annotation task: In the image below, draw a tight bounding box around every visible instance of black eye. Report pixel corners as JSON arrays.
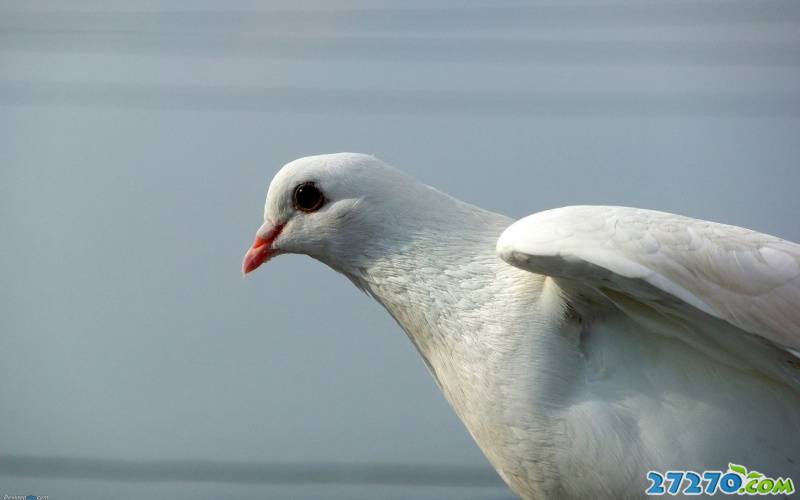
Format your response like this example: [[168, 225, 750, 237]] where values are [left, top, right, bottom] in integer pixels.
[[293, 182, 325, 212]]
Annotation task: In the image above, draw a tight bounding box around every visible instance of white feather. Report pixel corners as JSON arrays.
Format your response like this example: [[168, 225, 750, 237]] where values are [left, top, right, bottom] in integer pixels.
[[497, 205, 800, 354]]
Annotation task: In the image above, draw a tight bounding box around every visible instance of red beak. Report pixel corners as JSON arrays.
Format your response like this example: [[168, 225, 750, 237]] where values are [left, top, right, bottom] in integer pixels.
[[242, 222, 284, 275]]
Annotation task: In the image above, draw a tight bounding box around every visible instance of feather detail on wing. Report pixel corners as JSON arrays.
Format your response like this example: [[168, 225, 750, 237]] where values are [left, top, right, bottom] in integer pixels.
[[496, 206, 800, 369]]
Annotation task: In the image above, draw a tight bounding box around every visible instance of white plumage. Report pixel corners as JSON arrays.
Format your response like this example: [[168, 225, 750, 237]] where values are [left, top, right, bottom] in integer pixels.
[[498, 206, 800, 391], [498, 205, 800, 354], [243, 153, 800, 499]]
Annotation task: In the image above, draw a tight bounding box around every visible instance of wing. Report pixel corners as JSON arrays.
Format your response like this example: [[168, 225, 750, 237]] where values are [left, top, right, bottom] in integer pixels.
[[497, 206, 800, 385]]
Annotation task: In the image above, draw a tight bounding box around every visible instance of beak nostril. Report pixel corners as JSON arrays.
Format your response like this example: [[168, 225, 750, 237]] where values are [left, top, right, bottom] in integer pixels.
[[242, 223, 285, 276], [251, 237, 269, 249]]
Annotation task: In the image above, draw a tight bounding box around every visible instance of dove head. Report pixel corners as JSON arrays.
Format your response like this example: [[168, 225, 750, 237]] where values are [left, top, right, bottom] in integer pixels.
[[242, 153, 431, 276]]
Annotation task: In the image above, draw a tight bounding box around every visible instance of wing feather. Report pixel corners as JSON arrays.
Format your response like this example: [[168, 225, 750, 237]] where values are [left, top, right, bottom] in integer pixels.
[[496, 206, 800, 355]]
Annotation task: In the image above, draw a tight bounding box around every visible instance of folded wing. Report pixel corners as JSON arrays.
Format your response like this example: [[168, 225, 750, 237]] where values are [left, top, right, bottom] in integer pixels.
[[497, 206, 800, 384]]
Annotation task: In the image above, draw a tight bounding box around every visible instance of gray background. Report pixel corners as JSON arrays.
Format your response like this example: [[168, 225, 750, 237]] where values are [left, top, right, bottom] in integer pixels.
[[1, 1, 799, 498]]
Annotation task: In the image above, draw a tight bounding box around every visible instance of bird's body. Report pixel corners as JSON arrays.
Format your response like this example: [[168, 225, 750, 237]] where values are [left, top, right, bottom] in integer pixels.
[[243, 153, 800, 499]]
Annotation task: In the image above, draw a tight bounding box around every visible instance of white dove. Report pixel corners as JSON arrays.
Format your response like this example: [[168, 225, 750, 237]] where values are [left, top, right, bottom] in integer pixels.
[[242, 153, 800, 499]]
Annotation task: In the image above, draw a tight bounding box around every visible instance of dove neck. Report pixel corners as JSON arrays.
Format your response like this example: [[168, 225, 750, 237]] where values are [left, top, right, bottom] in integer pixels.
[[333, 198, 578, 486], [338, 199, 547, 379]]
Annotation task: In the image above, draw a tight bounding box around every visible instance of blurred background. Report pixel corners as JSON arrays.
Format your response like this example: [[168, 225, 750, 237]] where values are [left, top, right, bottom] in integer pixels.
[[1, 1, 799, 499]]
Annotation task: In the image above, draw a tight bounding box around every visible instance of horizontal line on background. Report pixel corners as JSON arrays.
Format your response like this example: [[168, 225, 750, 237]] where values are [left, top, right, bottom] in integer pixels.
[[1, 2, 799, 33], [1, 32, 798, 67], [1, 81, 799, 116], [0, 454, 504, 487]]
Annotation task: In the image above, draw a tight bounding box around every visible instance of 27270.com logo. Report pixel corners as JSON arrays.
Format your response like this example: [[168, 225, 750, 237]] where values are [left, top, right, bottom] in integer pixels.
[[646, 463, 795, 496]]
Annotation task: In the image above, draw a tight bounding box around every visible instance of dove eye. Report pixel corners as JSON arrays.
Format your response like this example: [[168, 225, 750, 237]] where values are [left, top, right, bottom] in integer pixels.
[[293, 182, 325, 213]]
